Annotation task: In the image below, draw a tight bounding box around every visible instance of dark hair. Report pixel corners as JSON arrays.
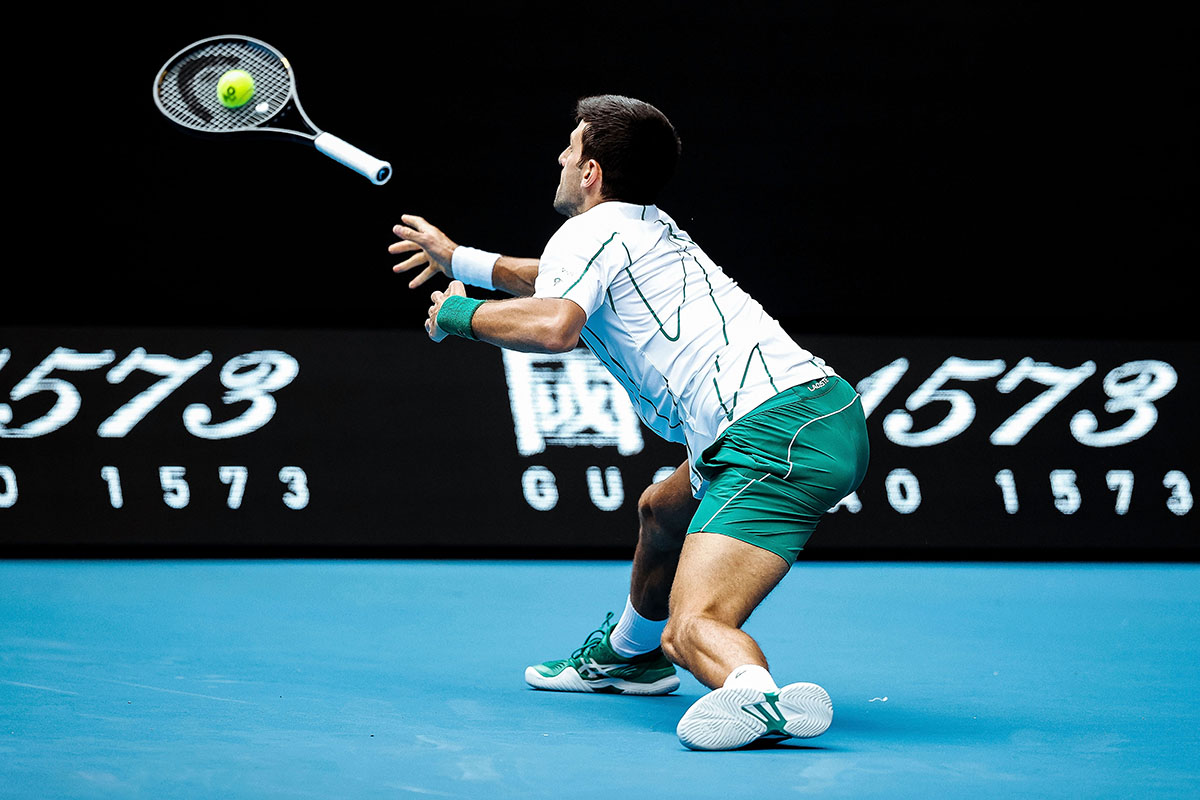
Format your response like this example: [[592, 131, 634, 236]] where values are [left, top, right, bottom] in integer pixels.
[[574, 95, 681, 204]]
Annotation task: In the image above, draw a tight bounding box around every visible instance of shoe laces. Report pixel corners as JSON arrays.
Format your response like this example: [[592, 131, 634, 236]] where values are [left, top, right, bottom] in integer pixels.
[[570, 612, 615, 660]]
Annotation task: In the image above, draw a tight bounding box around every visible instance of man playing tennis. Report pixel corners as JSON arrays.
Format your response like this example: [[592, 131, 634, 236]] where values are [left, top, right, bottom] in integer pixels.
[[389, 95, 869, 750]]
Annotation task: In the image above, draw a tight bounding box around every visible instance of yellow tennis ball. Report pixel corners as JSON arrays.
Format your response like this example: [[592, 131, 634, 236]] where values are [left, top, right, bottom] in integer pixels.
[[217, 69, 255, 109]]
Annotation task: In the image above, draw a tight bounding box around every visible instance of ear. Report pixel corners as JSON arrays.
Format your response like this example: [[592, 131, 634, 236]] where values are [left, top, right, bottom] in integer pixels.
[[580, 159, 603, 190]]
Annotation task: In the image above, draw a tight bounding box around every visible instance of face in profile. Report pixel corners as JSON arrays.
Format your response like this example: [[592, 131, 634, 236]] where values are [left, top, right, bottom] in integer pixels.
[[553, 121, 589, 217]]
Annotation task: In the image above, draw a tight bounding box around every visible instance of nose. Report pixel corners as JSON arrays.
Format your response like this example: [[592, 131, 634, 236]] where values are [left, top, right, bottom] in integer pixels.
[[558, 147, 569, 167]]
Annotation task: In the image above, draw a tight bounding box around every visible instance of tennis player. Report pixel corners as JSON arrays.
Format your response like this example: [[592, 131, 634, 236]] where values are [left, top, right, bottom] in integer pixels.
[[389, 95, 869, 750]]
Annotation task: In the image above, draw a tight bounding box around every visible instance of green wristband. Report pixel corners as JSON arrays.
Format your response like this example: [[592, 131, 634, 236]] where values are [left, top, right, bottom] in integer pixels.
[[437, 295, 485, 340]]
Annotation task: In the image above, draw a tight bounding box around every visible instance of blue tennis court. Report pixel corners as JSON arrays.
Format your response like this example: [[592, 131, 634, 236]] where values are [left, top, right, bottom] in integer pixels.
[[2, 559, 1197, 798]]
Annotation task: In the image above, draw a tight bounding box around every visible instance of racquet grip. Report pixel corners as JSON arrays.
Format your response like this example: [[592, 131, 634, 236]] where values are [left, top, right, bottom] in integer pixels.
[[314, 132, 392, 185]]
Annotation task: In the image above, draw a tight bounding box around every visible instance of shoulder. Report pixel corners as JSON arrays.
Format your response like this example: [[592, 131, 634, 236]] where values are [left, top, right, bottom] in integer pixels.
[[543, 205, 615, 256], [543, 214, 616, 260], [543, 202, 664, 257]]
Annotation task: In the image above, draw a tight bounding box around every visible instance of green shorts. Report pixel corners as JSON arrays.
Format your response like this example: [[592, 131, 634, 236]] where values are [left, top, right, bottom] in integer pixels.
[[687, 375, 870, 565]]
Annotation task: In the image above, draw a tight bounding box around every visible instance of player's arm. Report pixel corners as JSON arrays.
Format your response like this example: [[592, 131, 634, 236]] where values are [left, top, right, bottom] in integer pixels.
[[426, 281, 585, 354], [490, 256, 541, 297], [390, 214, 539, 297]]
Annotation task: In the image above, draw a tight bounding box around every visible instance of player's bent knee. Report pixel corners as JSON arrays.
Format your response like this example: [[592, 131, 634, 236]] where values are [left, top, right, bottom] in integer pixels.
[[637, 484, 688, 550], [660, 613, 706, 666], [659, 618, 687, 666]]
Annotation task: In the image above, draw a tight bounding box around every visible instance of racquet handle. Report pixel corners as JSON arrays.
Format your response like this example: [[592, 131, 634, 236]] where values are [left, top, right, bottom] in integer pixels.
[[314, 132, 392, 185]]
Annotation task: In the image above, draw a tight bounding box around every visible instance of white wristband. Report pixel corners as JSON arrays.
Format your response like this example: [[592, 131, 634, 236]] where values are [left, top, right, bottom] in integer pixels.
[[450, 246, 499, 291]]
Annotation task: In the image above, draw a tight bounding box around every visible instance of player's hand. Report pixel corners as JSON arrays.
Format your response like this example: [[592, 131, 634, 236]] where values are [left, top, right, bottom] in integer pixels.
[[390, 214, 459, 289], [426, 280, 469, 342]]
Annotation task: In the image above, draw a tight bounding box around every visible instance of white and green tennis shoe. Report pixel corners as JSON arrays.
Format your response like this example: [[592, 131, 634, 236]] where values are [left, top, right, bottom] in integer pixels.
[[524, 613, 680, 696], [676, 682, 833, 750]]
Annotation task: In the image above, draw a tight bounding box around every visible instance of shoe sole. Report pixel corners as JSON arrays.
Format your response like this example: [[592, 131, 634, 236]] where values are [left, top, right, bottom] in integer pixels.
[[676, 682, 833, 750], [524, 665, 680, 695]]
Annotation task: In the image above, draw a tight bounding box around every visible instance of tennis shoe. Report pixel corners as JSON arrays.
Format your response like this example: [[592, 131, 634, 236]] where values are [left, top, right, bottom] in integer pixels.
[[525, 612, 680, 695], [676, 682, 833, 750]]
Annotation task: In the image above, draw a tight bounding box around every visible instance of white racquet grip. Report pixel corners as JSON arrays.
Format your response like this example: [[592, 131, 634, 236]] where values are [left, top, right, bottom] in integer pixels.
[[314, 132, 392, 185], [451, 246, 500, 291]]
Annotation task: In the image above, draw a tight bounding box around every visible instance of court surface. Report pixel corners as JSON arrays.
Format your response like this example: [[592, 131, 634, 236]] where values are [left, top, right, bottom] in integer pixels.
[[2, 559, 1198, 799]]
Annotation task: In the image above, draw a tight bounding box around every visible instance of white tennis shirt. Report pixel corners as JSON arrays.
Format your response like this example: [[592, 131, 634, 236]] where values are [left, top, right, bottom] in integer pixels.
[[534, 201, 833, 495]]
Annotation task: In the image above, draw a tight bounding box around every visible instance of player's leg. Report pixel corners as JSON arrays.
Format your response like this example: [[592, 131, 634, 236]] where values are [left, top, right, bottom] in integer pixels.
[[659, 531, 789, 689], [667, 377, 866, 749], [524, 461, 696, 695], [666, 531, 833, 751], [623, 461, 697, 626]]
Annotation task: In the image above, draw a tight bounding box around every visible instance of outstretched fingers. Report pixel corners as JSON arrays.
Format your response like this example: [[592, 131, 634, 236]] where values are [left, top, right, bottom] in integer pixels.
[[389, 214, 457, 289]]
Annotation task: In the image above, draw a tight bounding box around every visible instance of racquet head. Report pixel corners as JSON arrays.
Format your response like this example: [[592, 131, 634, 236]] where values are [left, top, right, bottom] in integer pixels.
[[154, 35, 299, 136]]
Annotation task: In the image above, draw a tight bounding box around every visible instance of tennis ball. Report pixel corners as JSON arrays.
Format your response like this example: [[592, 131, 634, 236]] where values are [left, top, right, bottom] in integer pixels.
[[217, 69, 255, 109]]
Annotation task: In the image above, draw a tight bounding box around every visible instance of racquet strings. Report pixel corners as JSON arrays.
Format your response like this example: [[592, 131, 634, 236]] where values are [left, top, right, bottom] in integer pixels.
[[156, 38, 294, 133]]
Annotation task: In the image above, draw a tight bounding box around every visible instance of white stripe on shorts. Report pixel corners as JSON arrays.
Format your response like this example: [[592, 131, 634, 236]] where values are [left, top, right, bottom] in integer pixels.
[[695, 392, 862, 531], [782, 393, 862, 480]]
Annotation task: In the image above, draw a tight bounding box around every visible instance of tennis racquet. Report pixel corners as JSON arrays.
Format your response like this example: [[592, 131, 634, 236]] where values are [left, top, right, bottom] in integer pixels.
[[153, 34, 392, 185]]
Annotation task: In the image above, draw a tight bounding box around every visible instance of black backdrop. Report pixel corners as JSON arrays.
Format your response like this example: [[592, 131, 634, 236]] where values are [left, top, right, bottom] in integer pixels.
[[3, 4, 1195, 558], [16, 2, 1194, 336]]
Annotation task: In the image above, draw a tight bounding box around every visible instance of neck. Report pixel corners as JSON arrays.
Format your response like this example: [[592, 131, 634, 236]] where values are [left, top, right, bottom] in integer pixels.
[[574, 194, 607, 216]]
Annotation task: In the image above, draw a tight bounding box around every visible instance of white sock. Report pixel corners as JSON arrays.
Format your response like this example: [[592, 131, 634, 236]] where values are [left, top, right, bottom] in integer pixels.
[[608, 595, 667, 658], [723, 664, 779, 693]]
